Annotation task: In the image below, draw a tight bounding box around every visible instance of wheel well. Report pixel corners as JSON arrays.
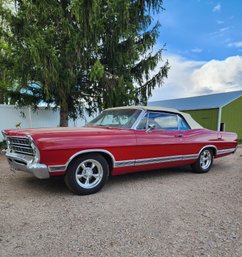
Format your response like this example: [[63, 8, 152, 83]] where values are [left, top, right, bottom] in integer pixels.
[[198, 146, 217, 158], [67, 151, 114, 174], [205, 147, 217, 157]]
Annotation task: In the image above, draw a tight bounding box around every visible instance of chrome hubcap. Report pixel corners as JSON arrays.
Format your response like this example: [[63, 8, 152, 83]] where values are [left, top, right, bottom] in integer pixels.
[[75, 159, 103, 189], [200, 150, 212, 170]]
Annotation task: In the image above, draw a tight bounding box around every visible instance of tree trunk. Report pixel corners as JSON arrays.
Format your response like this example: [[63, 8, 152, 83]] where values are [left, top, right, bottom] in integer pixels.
[[60, 103, 69, 127], [0, 90, 4, 104]]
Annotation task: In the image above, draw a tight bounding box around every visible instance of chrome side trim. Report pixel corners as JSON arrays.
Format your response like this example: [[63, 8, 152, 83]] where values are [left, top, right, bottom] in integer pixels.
[[134, 154, 198, 166], [135, 155, 182, 166], [217, 148, 237, 155], [183, 154, 198, 160], [115, 160, 135, 168], [48, 165, 67, 172]]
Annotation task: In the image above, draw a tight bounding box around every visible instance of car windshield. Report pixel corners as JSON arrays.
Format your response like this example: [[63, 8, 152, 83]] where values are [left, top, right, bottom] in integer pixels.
[[86, 108, 142, 129]]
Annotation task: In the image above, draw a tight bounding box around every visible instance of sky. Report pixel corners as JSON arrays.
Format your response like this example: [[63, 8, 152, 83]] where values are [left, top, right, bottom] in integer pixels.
[[149, 0, 242, 101]]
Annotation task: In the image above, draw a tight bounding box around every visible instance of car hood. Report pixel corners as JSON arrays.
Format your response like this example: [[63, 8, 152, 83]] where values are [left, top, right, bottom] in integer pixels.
[[2, 126, 134, 150], [3, 126, 127, 138]]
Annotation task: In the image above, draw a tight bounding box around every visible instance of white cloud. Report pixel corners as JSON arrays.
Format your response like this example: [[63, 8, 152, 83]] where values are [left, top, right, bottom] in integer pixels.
[[209, 27, 231, 39], [191, 48, 203, 53], [216, 20, 224, 24], [149, 55, 242, 101], [219, 27, 229, 32], [149, 55, 204, 101], [213, 3, 221, 12], [228, 41, 242, 48], [191, 56, 242, 94]]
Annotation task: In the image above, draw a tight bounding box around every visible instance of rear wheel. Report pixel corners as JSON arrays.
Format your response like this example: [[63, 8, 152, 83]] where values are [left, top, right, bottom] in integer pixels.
[[191, 148, 213, 173], [64, 154, 109, 195]]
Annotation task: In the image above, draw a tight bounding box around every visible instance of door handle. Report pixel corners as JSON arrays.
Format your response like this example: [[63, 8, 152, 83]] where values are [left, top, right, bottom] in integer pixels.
[[175, 134, 183, 138]]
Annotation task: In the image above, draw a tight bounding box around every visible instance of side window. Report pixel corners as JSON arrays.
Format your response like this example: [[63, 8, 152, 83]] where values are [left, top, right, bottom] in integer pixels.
[[155, 113, 178, 130], [178, 116, 190, 130], [137, 112, 179, 130]]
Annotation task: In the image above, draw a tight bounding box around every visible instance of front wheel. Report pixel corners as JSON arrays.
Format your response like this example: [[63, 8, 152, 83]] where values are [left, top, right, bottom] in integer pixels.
[[191, 148, 213, 173], [64, 154, 109, 195]]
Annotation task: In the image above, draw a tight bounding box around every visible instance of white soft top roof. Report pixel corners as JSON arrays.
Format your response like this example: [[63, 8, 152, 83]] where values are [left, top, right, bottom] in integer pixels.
[[107, 106, 203, 129]]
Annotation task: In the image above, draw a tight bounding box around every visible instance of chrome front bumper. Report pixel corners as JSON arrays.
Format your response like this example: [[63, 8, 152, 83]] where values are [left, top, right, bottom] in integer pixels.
[[2, 150, 50, 179]]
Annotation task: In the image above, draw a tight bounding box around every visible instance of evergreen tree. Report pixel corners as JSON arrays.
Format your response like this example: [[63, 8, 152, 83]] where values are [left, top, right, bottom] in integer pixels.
[[0, 0, 169, 126]]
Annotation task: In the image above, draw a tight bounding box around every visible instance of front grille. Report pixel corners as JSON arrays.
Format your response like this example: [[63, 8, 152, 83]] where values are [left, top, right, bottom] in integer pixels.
[[7, 136, 34, 156]]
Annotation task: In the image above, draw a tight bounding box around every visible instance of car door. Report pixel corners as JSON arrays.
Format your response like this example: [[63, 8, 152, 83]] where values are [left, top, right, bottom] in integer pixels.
[[134, 111, 190, 170]]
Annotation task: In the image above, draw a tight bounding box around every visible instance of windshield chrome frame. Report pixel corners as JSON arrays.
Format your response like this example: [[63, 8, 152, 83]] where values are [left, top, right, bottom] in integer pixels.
[[131, 110, 147, 130]]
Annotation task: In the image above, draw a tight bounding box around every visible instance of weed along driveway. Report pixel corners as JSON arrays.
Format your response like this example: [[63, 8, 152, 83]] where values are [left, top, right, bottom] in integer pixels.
[[0, 148, 241, 257]]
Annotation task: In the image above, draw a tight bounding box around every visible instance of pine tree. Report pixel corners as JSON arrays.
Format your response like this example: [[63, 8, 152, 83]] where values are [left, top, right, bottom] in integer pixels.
[[0, 0, 169, 126]]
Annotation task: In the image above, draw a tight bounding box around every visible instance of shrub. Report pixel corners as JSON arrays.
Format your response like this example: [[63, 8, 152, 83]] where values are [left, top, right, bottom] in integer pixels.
[[0, 140, 7, 150]]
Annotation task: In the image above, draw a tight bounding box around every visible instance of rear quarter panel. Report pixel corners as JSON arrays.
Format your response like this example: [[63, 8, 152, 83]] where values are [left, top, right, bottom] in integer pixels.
[[182, 129, 238, 157]]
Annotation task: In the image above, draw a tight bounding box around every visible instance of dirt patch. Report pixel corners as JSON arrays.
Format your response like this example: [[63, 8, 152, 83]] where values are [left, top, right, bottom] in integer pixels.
[[0, 149, 241, 257]]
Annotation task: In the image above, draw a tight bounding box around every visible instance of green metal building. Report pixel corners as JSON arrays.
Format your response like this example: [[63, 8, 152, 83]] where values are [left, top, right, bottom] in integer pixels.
[[149, 90, 242, 140]]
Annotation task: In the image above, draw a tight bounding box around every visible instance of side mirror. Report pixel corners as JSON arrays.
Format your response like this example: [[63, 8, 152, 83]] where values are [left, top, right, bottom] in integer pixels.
[[146, 124, 156, 132]]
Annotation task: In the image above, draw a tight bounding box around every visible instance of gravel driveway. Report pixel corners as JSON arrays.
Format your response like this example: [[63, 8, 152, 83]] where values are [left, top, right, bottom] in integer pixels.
[[0, 148, 241, 257]]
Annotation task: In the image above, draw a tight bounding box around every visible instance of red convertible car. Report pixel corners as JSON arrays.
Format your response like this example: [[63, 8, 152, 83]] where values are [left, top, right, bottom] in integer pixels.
[[2, 106, 238, 195]]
